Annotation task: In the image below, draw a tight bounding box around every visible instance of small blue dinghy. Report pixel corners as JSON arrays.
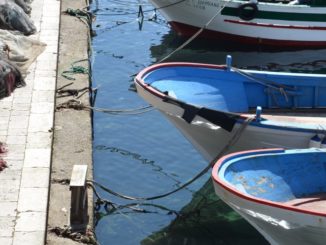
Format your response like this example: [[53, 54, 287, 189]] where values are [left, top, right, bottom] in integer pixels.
[[212, 148, 326, 245], [134, 56, 326, 161]]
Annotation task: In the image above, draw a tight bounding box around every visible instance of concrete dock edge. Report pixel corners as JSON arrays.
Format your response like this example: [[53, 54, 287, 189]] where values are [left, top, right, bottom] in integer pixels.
[[46, 0, 94, 244]]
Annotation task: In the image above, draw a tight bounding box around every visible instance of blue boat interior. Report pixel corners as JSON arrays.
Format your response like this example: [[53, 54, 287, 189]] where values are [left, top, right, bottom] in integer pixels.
[[219, 149, 326, 202], [144, 66, 326, 113]]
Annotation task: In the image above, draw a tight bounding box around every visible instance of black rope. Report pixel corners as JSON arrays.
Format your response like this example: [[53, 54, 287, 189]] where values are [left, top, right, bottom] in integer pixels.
[[88, 117, 253, 202]]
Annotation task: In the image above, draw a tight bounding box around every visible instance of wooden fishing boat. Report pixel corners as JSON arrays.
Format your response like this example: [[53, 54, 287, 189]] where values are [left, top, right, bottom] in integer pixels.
[[148, 0, 326, 47], [212, 148, 326, 245], [134, 56, 326, 161]]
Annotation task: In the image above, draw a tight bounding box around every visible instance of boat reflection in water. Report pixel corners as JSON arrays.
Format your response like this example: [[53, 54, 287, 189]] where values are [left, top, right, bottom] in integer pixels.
[[141, 179, 268, 245]]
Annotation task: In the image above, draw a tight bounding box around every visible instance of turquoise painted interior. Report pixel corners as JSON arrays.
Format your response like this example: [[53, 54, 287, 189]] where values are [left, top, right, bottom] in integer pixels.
[[144, 66, 326, 112], [219, 149, 326, 202]]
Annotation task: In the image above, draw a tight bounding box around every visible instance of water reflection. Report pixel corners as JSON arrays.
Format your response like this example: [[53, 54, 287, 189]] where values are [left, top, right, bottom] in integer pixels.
[[150, 30, 326, 73], [91, 1, 326, 244], [141, 180, 268, 245]]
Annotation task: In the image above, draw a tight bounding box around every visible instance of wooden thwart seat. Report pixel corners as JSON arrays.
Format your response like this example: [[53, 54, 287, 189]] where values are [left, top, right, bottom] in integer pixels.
[[284, 193, 326, 213]]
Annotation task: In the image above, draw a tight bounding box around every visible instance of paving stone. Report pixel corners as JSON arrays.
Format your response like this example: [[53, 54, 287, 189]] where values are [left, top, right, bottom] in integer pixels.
[[0, 202, 17, 216], [0, 109, 10, 117], [28, 114, 53, 133], [33, 76, 56, 91], [0, 0, 59, 239], [5, 160, 24, 171], [20, 168, 49, 188], [26, 132, 52, 148], [0, 237, 13, 245], [0, 188, 19, 202], [7, 128, 28, 137], [15, 212, 46, 232], [17, 188, 48, 212], [6, 136, 27, 145], [8, 116, 29, 129], [0, 216, 15, 236], [31, 102, 54, 114], [10, 110, 30, 117], [0, 179, 21, 190], [11, 103, 31, 111], [0, 169, 21, 180], [0, 122, 9, 130], [13, 231, 45, 245], [24, 148, 51, 168], [5, 145, 26, 161], [32, 91, 55, 103], [11, 97, 32, 104]]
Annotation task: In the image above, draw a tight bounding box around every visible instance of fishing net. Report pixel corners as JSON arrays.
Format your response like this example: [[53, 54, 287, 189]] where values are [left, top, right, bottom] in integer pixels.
[[0, 59, 25, 99], [0, 30, 45, 99], [0, 0, 36, 35], [0, 142, 7, 172], [0, 30, 46, 73]]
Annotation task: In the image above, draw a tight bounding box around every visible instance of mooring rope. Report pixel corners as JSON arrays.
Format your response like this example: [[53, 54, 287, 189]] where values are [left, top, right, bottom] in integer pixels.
[[157, 1, 228, 64], [88, 117, 253, 202], [56, 99, 154, 115], [232, 67, 292, 102]]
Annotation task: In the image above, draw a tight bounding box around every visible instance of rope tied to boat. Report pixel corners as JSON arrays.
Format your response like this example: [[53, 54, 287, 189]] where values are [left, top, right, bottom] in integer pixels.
[[157, 0, 229, 63], [232, 66, 292, 102], [88, 117, 254, 203], [65, 8, 94, 31], [56, 98, 154, 115]]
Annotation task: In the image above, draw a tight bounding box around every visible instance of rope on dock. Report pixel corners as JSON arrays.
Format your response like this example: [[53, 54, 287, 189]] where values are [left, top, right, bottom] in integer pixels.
[[88, 117, 253, 208], [61, 59, 90, 81], [49, 225, 98, 245], [56, 98, 154, 115]]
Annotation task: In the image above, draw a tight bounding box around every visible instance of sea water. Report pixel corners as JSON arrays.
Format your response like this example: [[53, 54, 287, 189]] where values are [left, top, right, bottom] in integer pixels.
[[90, 1, 326, 244]]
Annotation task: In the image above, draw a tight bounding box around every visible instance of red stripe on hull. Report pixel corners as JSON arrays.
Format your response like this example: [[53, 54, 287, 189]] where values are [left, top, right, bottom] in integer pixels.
[[169, 21, 326, 48], [225, 19, 326, 30]]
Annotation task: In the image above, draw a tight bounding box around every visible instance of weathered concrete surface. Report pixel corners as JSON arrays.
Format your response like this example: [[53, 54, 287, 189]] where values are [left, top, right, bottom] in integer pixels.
[[46, 0, 93, 243]]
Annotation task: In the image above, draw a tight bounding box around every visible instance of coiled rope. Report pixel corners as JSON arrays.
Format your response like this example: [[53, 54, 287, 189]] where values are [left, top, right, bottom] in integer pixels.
[[88, 117, 253, 202]]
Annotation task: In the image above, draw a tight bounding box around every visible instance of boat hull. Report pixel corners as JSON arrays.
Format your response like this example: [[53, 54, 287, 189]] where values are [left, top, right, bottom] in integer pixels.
[[213, 180, 326, 245], [135, 78, 315, 162], [149, 0, 326, 47], [212, 149, 326, 245], [164, 113, 314, 161]]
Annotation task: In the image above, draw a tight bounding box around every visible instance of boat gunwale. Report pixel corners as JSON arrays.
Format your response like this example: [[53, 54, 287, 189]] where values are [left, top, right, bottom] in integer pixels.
[[211, 148, 326, 218], [135, 63, 326, 133]]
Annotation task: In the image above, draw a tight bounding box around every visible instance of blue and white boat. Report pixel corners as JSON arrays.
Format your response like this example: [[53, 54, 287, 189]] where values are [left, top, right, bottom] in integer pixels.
[[134, 56, 326, 161], [212, 148, 326, 245]]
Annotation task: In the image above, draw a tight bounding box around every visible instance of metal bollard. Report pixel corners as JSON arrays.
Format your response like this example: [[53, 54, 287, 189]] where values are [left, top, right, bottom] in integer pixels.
[[70, 165, 88, 230]]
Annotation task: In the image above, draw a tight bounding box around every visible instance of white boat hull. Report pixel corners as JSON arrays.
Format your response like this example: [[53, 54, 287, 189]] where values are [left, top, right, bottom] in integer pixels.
[[149, 0, 326, 46], [136, 80, 315, 162], [164, 113, 313, 161], [213, 179, 326, 245]]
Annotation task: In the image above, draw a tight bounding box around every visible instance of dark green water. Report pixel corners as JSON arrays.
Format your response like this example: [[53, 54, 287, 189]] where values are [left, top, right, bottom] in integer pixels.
[[90, 1, 326, 244]]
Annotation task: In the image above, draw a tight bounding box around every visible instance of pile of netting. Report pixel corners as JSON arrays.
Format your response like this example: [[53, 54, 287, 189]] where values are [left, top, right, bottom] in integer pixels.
[[0, 0, 46, 100], [0, 142, 7, 171], [0, 0, 35, 35]]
